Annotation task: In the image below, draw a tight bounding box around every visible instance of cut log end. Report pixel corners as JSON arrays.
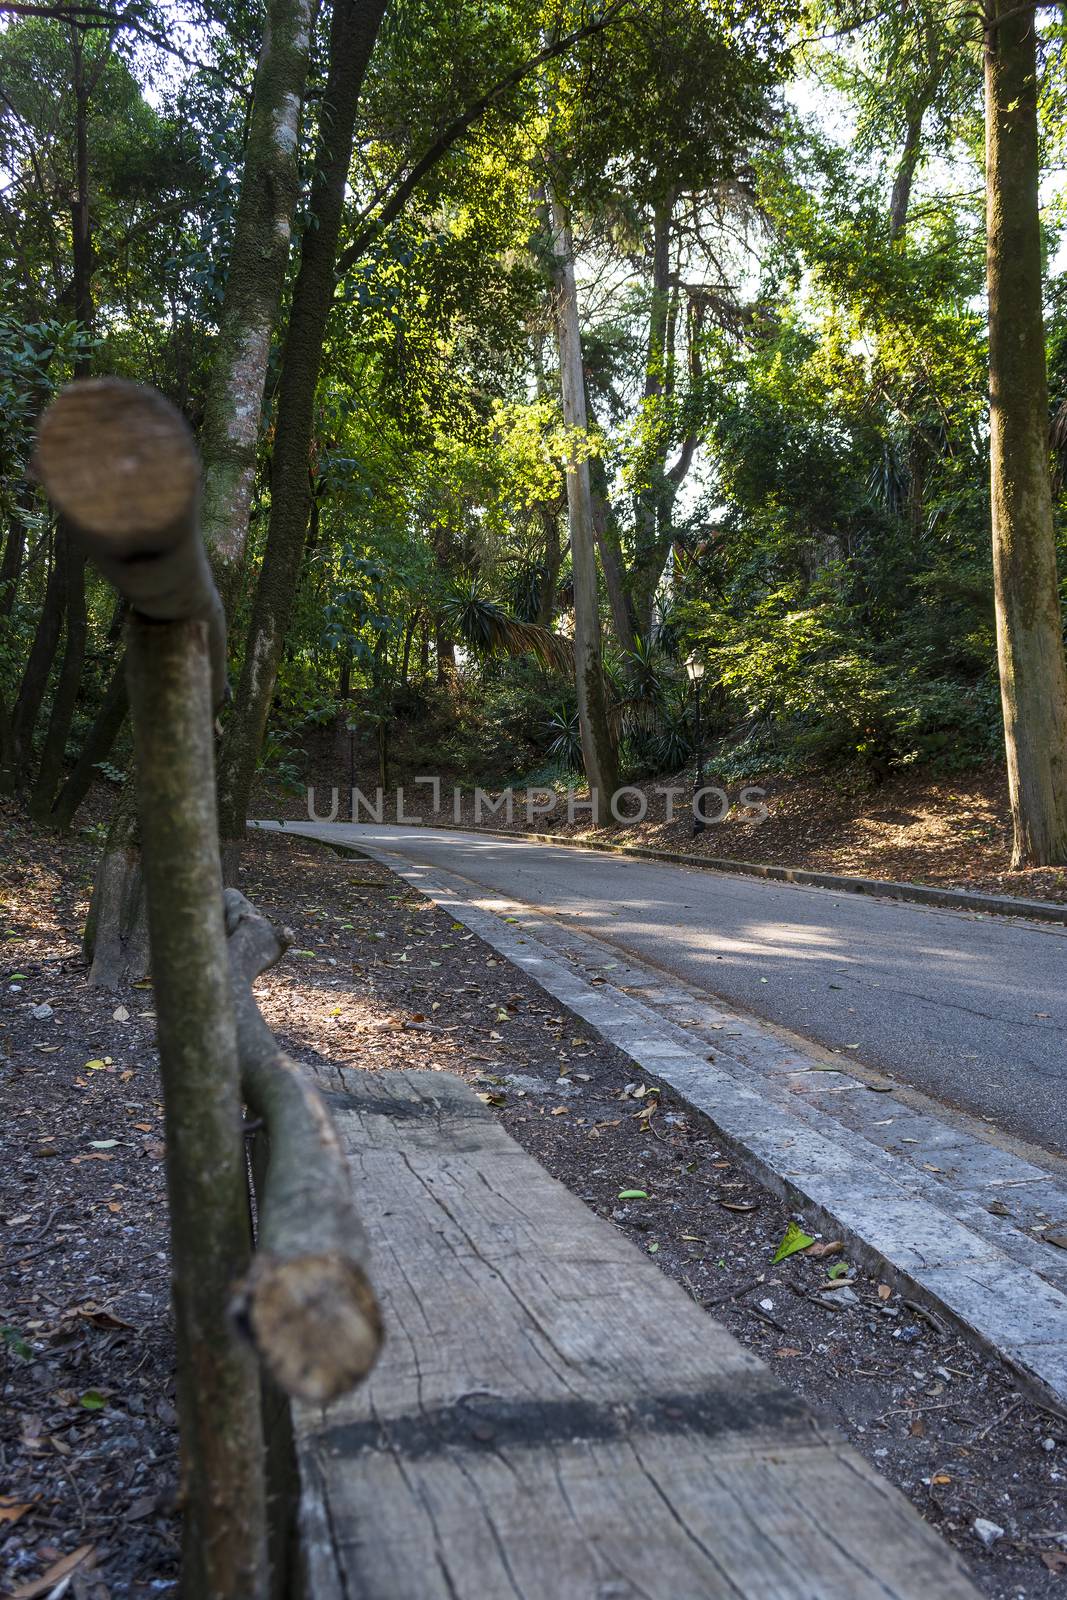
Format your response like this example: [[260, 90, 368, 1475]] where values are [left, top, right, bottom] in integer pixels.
[[35, 378, 199, 546], [236, 1252, 383, 1404]]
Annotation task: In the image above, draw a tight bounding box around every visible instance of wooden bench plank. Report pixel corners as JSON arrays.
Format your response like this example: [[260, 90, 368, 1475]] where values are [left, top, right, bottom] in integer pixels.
[[293, 1071, 980, 1599]]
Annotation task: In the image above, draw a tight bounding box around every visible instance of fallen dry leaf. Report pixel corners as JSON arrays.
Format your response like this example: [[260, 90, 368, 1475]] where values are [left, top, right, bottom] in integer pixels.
[[877, 1284, 893, 1302], [1040, 1550, 1067, 1575], [804, 1240, 844, 1259], [0, 1496, 32, 1525], [11, 1543, 95, 1598]]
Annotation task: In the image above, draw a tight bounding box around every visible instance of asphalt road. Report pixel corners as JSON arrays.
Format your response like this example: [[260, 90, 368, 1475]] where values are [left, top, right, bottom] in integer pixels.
[[272, 821, 1067, 1157]]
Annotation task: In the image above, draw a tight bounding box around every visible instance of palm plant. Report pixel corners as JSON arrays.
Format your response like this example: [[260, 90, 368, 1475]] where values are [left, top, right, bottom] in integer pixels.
[[441, 583, 573, 674]]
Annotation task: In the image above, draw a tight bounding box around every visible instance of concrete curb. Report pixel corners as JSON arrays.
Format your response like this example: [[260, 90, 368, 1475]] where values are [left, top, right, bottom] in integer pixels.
[[287, 825, 1067, 1416], [404, 821, 1067, 926]]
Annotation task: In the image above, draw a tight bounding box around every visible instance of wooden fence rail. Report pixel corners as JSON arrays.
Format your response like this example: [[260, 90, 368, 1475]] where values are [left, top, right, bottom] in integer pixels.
[[35, 377, 381, 1600]]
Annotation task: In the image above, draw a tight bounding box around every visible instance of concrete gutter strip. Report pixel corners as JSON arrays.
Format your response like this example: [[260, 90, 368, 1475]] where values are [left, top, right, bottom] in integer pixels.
[[399, 821, 1067, 927], [333, 836, 1067, 1416]]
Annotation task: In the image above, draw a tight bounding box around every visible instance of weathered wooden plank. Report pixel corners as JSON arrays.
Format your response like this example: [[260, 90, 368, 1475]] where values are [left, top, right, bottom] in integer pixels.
[[293, 1070, 980, 1600]]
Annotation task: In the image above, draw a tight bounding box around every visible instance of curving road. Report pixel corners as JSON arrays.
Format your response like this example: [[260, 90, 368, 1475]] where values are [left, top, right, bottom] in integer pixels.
[[266, 822, 1067, 1157]]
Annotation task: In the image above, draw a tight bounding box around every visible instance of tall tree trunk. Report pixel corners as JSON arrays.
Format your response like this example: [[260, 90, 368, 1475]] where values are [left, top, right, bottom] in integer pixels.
[[216, 0, 389, 856], [29, 543, 86, 819], [985, 0, 1067, 865], [0, 480, 34, 617], [49, 653, 128, 831], [630, 193, 677, 637], [586, 394, 636, 656], [30, 33, 94, 816], [434, 622, 456, 683], [400, 613, 417, 684], [82, 0, 314, 949], [888, 11, 944, 241], [200, 0, 314, 601], [548, 187, 620, 816], [1, 525, 64, 792], [889, 108, 927, 240], [534, 503, 562, 629]]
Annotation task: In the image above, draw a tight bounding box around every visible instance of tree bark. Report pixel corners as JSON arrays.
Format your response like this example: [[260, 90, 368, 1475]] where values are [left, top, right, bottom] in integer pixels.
[[888, 10, 944, 241], [547, 187, 620, 816], [586, 394, 636, 656], [534, 503, 562, 629], [49, 650, 128, 831], [0, 480, 34, 617], [984, 0, 1067, 865], [889, 108, 927, 240], [216, 0, 389, 855], [629, 194, 690, 638], [81, 779, 149, 986], [28, 24, 96, 816], [199, 0, 314, 601], [28, 540, 86, 819], [2, 524, 64, 792]]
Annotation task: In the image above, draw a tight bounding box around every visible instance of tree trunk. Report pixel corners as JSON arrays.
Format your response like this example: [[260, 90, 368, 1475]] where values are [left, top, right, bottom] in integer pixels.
[[0, 481, 33, 617], [49, 651, 128, 831], [27, 30, 94, 818], [888, 12, 944, 242], [985, 0, 1067, 866], [434, 621, 456, 682], [586, 399, 636, 656], [400, 613, 417, 683], [534, 504, 562, 629], [548, 186, 620, 816], [889, 109, 926, 240], [216, 0, 389, 856], [630, 194, 677, 638], [2, 524, 65, 792], [28, 542, 86, 819], [200, 0, 314, 602], [83, 778, 151, 987]]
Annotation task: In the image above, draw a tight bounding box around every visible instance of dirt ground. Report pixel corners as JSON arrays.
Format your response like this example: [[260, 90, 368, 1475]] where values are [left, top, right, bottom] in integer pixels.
[[1, 816, 1064, 1598], [262, 749, 1067, 905]]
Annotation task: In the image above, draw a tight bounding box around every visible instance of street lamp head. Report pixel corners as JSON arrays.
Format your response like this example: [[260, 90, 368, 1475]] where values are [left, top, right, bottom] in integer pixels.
[[685, 653, 705, 684]]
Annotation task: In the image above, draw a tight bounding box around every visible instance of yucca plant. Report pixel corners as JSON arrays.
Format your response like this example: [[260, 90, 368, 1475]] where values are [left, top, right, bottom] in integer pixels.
[[442, 583, 573, 674], [545, 704, 584, 770]]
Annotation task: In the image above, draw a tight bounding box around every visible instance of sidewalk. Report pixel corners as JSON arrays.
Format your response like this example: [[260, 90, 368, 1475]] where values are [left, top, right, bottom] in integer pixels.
[[326, 831, 1067, 1416]]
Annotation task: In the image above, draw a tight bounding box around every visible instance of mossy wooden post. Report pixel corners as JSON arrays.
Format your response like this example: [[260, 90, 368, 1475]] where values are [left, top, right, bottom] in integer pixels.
[[35, 380, 269, 1600]]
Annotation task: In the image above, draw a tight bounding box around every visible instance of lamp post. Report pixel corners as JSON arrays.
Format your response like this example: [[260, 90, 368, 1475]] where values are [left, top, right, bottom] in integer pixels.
[[686, 653, 705, 835]]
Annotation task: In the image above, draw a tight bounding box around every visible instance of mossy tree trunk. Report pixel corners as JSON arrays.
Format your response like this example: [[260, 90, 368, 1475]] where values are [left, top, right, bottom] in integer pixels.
[[199, 0, 313, 603], [984, 0, 1067, 865], [547, 186, 621, 818], [216, 0, 389, 855]]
